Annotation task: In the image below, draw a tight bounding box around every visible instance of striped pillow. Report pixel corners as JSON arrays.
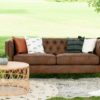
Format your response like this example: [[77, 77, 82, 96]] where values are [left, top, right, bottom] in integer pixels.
[[66, 38, 84, 53]]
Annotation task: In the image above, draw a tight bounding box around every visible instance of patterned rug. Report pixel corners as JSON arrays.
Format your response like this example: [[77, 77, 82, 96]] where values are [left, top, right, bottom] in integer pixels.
[[0, 78, 100, 100]]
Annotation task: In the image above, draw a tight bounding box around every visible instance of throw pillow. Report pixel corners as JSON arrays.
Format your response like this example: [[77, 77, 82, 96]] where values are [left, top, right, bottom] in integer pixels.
[[66, 38, 84, 53], [13, 37, 27, 54], [25, 37, 44, 54], [78, 36, 85, 40], [82, 38, 97, 53]]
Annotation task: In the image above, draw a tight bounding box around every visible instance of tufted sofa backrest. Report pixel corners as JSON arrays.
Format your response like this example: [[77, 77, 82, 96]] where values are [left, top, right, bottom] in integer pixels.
[[43, 38, 67, 55]]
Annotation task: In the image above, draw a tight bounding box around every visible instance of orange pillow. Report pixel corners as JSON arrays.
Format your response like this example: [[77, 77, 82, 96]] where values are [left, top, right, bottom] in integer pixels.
[[13, 37, 27, 54]]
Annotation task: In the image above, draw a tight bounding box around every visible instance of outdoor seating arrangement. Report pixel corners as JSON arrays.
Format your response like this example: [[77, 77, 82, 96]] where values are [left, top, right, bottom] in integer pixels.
[[0, 0, 100, 99], [5, 38, 100, 74]]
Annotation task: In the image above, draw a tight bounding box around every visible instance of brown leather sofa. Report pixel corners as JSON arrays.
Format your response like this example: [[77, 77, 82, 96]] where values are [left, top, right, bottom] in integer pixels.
[[5, 38, 100, 74]]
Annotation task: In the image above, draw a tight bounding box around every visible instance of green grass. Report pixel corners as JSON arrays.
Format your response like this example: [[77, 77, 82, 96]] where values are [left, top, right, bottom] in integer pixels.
[[0, 36, 10, 55], [0, 1, 99, 37], [48, 97, 100, 100], [47, 97, 67, 100], [30, 73, 100, 79]]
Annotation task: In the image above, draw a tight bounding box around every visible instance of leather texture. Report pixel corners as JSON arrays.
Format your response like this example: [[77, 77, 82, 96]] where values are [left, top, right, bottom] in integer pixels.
[[43, 38, 67, 54], [5, 38, 100, 73], [57, 53, 99, 65], [95, 39, 100, 56], [6, 38, 100, 57], [14, 53, 56, 65], [30, 65, 100, 73], [5, 40, 14, 60]]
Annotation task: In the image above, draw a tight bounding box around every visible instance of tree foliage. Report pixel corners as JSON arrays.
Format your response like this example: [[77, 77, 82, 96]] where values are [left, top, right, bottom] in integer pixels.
[[48, 0, 100, 12], [48, 0, 87, 2], [88, 0, 100, 12]]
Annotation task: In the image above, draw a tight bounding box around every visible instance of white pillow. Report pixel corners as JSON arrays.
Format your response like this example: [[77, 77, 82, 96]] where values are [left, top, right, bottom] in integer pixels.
[[25, 37, 44, 54], [82, 38, 97, 53]]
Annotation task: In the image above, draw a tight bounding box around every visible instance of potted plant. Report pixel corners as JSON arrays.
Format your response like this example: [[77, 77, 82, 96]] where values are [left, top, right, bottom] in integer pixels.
[[0, 53, 8, 65]]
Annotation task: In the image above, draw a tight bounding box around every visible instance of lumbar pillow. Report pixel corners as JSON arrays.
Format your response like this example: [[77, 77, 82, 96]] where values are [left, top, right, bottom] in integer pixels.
[[25, 37, 44, 54], [13, 37, 27, 54], [82, 38, 97, 53], [66, 37, 84, 53]]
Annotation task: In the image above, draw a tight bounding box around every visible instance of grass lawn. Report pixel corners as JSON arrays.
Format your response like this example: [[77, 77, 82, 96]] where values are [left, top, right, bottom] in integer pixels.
[[30, 73, 100, 79], [0, 36, 10, 54], [0, 1, 99, 37], [48, 97, 100, 100]]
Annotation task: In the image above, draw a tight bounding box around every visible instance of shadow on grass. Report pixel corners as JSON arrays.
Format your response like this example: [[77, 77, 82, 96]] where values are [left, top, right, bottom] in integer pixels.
[[30, 73, 100, 79]]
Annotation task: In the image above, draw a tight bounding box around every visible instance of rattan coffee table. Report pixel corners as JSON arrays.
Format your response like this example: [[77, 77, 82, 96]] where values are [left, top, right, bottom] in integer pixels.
[[0, 61, 29, 96]]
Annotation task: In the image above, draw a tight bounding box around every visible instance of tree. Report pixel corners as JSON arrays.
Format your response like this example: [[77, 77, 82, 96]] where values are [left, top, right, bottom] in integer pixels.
[[88, 0, 100, 12]]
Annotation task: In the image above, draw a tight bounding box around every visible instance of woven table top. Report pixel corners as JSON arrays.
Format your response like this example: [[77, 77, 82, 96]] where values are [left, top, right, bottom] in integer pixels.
[[0, 61, 29, 70]]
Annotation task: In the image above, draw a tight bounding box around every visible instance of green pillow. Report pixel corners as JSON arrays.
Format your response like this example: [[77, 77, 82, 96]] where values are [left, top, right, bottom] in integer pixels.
[[66, 38, 84, 53]]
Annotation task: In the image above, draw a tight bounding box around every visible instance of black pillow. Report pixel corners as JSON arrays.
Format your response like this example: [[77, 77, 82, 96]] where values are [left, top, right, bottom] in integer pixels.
[[66, 37, 84, 53], [78, 36, 85, 40]]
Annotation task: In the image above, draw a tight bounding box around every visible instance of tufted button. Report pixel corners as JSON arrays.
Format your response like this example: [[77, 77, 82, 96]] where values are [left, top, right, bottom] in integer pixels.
[[64, 47, 66, 50], [60, 40, 64, 44], [46, 41, 49, 44], [57, 46, 60, 50], [49, 46, 52, 50], [53, 53, 56, 55], [53, 41, 57, 44]]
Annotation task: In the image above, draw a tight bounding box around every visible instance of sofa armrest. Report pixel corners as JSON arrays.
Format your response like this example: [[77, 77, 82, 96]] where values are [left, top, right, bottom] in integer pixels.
[[95, 39, 100, 57], [5, 40, 14, 60]]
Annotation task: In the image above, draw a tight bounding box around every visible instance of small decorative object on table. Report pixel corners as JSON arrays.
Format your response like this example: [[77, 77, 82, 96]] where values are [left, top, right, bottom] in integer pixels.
[[0, 53, 8, 65]]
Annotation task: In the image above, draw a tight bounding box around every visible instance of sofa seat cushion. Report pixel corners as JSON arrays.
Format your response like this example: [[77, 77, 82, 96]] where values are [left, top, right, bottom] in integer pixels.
[[57, 53, 99, 65], [14, 53, 56, 65]]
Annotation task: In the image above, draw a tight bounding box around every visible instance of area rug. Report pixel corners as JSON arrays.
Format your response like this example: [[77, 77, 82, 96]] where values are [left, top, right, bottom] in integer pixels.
[[0, 78, 100, 100]]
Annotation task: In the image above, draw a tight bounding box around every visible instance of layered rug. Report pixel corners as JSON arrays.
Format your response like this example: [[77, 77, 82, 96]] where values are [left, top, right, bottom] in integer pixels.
[[0, 78, 100, 100]]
